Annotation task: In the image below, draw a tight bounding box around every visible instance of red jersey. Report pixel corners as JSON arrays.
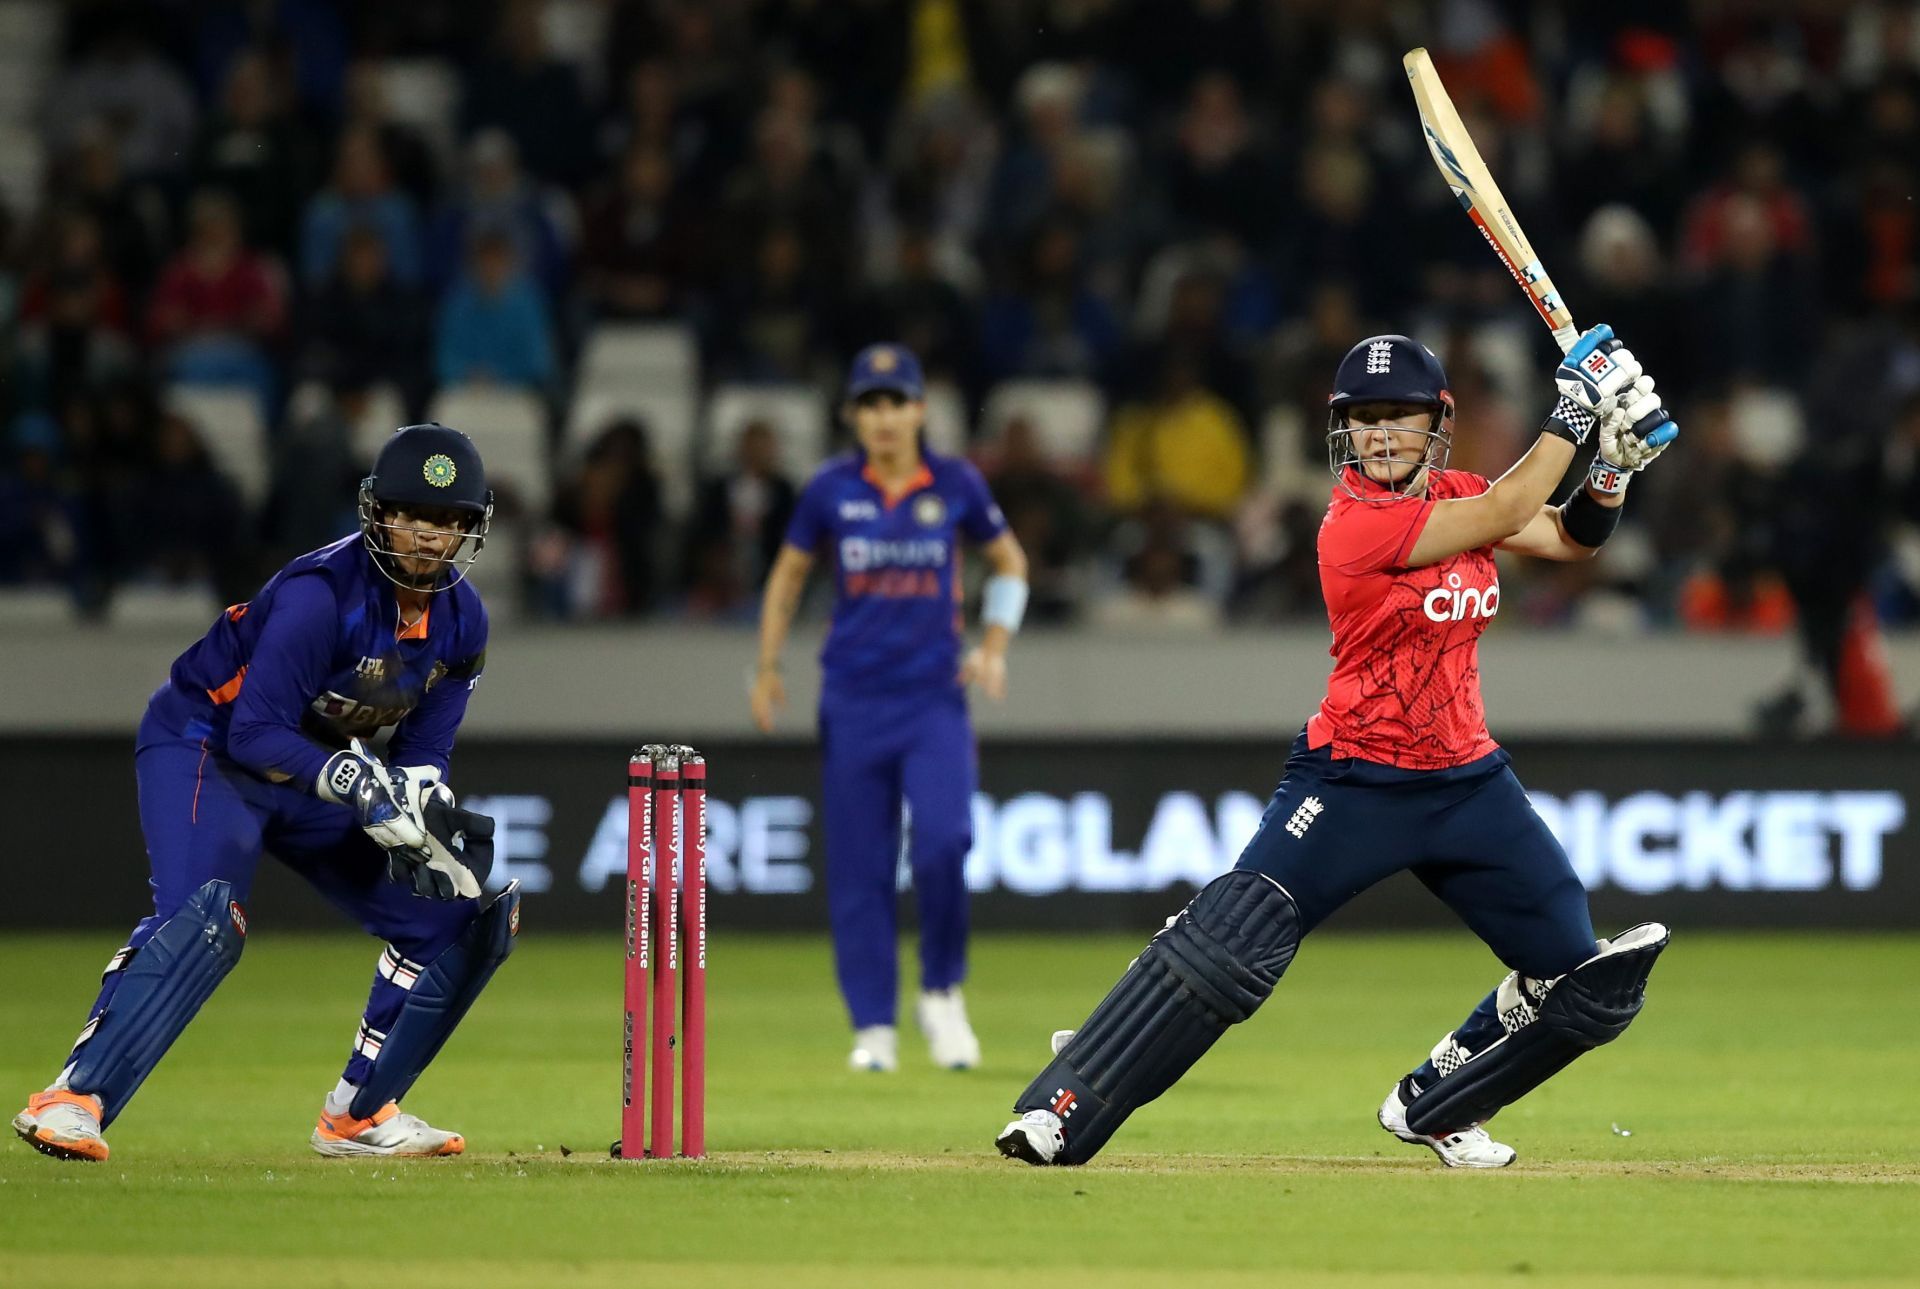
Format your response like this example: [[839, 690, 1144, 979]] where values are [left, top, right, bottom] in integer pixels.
[[1305, 468, 1502, 770]]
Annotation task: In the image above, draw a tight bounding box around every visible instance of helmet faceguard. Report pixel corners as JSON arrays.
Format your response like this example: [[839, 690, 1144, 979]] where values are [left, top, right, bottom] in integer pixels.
[[1326, 399, 1454, 501], [357, 484, 491, 592]]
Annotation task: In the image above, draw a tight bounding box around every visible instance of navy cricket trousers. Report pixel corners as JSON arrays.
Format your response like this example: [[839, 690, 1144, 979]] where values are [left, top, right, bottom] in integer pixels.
[[1234, 731, 1597, 979]]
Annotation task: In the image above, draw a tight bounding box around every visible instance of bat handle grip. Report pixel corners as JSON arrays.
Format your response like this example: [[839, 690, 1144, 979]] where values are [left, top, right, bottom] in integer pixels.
[[1551, 323, 1580, 356]]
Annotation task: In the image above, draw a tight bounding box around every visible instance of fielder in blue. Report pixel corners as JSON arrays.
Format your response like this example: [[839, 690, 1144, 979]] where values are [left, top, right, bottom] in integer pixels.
[[751, 344, 1029, 1072], [12, 424, 517, 1163]]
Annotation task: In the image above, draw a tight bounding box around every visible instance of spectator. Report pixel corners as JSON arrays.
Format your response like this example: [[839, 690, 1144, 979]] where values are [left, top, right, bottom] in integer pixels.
[[1689, 193, 1820, 387], [719, 106, 856, 289], [295, 224, 429, 413], [261, 387, 370, 564], [132, 411, 246, 595], [147, 190, 287, 415], [579, 142, 705, 322], [0, 414, 82, 589], [980, 414, 1094, 624], [845, 222, 979, 395], [426, 129, 570, 302], [189, 48, 318, 257], [1104, 353, 1252, 522], [13, 209, 138, 412], [50, 122, 168, 296], [300, 125, 424, 290], [1159, 72, 1280, 247], [712, 224, 835, 383], [462, 0, 596, 186], [541, 417, 665, 618], [1090, 523, 1224, 632], [978, 220, 1123, 387], [683, 419, 797, 614], [338, 59, 440, 212], [1571, 205, 1693, 400], [434, 227, 556, 393], [41, 20, 196, 180]]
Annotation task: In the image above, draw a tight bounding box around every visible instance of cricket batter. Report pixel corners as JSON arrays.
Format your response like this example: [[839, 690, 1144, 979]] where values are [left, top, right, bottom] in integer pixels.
[[998, 327, 1677, 1167], [13, 424, 516, 1162], [752, 343, 1029, 1072]]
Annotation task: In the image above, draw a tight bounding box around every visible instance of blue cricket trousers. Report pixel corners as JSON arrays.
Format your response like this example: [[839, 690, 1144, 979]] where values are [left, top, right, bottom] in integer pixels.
[[67, 706, 482, 1089], [818, 682, 976, 1029]]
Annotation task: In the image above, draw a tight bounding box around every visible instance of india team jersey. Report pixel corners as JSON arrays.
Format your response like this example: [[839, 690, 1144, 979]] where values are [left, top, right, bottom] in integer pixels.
[[1305, 468, 1501, 770], [147, 535, 489, 789], [785, 450, 1007, 692]]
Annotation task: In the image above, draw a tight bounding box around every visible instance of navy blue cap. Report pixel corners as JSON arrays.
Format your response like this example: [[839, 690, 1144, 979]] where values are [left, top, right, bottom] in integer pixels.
[[845, 343, 926, 400], [1327, 335, 1452, 413], [366, 423, 491, 513]]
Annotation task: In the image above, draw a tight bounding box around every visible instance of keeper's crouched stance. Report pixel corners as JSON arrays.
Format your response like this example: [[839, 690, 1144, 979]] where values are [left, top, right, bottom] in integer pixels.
[[998, 330, 1677, 1168], [13, 425, 518, 1163]]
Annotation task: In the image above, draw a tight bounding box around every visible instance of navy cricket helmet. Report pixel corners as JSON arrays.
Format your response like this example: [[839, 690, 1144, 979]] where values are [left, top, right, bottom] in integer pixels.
[[358, 423, 494, 591], [844, 343, 926, 401], [1325, 335, 1455, 498]]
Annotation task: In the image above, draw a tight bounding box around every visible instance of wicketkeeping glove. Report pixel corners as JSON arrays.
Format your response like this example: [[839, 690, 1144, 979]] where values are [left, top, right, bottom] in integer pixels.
[[381, 764, 495, 901], [317, 739, 428, 854]]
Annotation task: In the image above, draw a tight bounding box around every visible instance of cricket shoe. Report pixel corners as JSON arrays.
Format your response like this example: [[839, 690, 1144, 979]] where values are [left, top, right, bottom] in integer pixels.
[[848, 1025, 898, 1072], [915, 988, 981, 1070], [311, 1101, 464, 1158], [11, 1090, 109, 1162], [995, 1109, 1065, 1165], [1377, 1079, 1515, 1169]]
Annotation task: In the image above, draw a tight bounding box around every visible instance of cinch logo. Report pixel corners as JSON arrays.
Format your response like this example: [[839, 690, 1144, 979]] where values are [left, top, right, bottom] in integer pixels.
[[1424, 572, 1499, 623]]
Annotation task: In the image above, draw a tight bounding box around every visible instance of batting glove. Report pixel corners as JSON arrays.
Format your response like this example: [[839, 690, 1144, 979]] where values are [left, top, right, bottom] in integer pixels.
[[1545, 324, 1643, 445]]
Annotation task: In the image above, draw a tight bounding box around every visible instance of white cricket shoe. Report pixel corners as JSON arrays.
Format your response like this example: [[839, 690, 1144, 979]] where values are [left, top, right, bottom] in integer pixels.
[[848, 1025, 898, 1072], [12, 1090, 109, 1162], [311, 1101, 464, 1157], [1377, 1081, 1516, 1169], [995, 1108, 1065, 1165], [915, 988, 982, 1070]]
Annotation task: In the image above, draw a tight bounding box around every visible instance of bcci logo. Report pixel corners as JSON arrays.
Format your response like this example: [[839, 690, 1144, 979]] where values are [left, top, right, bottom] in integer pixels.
[[423, 454, 458, 487], [913, 494, 946, 528], [1366, 340, 1393, 374]]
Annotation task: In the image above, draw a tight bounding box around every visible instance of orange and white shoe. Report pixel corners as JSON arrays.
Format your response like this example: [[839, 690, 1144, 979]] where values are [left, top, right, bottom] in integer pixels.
[[12, 1090, 110, 1161], [310, 1101, 464, 1158]]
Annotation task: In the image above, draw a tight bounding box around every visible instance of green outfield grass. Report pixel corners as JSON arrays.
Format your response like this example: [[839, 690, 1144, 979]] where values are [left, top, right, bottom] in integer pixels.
[[2, 928, 1914, 1287]]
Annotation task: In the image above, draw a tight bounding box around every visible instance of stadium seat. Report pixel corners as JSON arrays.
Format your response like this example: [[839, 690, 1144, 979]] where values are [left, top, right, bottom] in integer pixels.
[[164, 385, 269, 507], [1259, 405, 1323, 504], [0, 588, 75, 626], [379, 59, 460, 159], [980, 379, 1107, 467], [922, 380, 969, 456], [704, 384, 832, 479], [428, 385, 551, 516], [579, 322, 700, 397], [564, 387, 700, 516]]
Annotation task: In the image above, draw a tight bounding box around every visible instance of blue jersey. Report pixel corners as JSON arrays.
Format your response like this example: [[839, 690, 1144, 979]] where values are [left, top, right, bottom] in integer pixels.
[[784, 450, 1007, 692], [147, 535, 488, 790]]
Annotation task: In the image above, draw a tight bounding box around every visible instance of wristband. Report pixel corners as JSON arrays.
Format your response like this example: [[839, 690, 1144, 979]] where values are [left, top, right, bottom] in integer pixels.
[[1560, 487, 1622, 548], [982, 574, 1029, 633], [1540, 396, 1596, 446]]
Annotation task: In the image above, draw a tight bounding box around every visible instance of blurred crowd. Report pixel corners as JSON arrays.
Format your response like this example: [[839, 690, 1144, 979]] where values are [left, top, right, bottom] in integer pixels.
[[2, 0, 1919, 722]]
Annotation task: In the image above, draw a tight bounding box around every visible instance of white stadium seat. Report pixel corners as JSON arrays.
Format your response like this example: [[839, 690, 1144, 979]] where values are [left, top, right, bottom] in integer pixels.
[[979, 379, 1107, 466], [164, 385, 268, 507], [428, 385, 551, 515], [921, 379, 970, 456], [579, 322, 700, 396], [704, 383, 832, 479]]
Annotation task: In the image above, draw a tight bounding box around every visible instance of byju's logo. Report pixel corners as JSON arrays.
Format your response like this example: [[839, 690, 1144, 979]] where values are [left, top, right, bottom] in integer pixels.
[[1284, 795, 1324, 839], [1424, 572, 1500, 622]]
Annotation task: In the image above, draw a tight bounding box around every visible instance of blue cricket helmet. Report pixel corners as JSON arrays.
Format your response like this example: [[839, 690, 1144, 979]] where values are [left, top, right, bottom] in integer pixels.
[[1326, 335, 1455, 498], [358, 423, 494, 591]]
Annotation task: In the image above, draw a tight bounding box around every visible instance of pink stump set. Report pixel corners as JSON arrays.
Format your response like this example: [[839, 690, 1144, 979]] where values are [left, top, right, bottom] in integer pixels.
[[617, 744, 707, 1160]]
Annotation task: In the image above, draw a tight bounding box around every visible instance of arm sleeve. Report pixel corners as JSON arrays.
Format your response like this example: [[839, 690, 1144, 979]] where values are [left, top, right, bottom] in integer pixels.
[[1318, 497, 1436, 575], [782, 473, 832, 552], [224, 574, 341, 790], [387, 604, 489, 776], [957, 461, 1010, 543]]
